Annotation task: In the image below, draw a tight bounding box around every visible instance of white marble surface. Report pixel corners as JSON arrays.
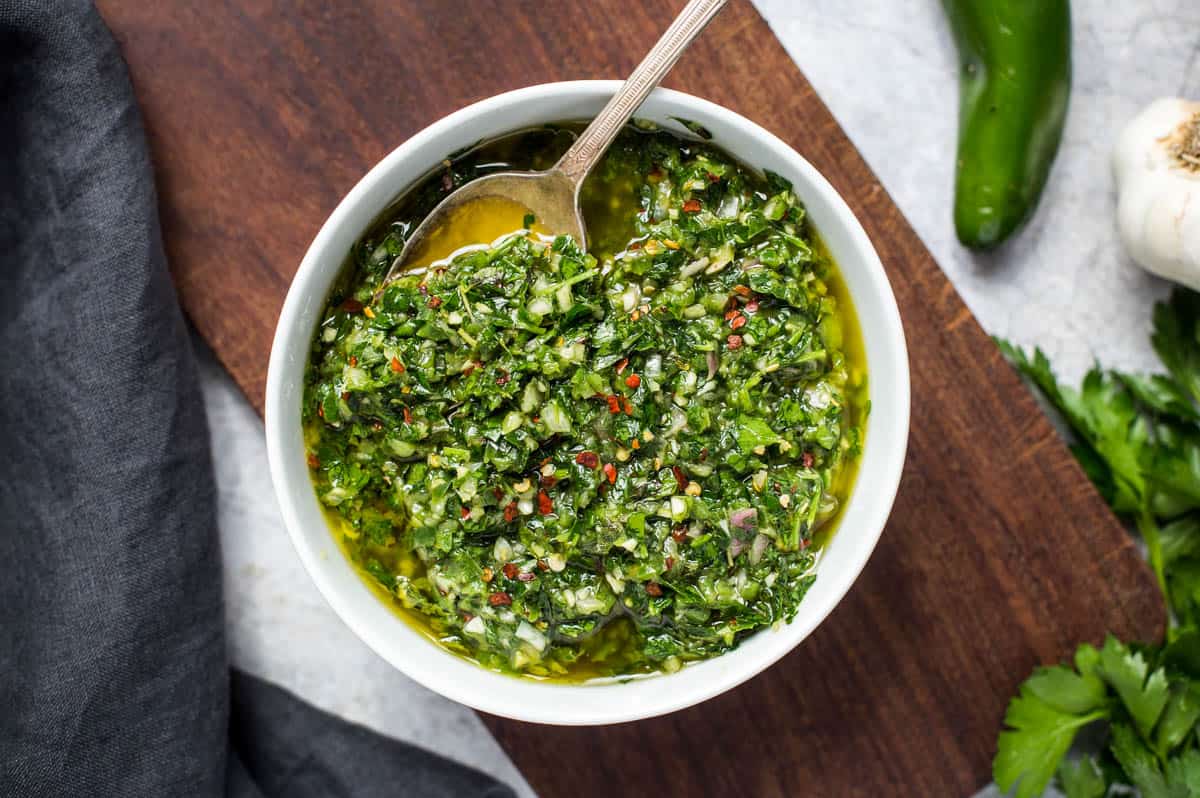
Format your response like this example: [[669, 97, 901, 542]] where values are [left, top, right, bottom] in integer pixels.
[[760, 0, 1200, 383], [199, 2, 1200, 796]]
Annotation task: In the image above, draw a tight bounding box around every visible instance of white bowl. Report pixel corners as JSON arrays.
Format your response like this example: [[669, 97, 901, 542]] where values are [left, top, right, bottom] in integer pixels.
[[265, 81, 909, 725]]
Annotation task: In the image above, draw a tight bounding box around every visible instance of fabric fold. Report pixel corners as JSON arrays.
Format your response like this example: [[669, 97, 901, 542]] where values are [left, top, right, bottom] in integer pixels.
[[0, 2, 515, 796]]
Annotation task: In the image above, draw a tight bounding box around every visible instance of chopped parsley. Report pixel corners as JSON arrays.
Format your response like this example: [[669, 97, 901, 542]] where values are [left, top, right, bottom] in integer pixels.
[[303, 125, 866, 679]]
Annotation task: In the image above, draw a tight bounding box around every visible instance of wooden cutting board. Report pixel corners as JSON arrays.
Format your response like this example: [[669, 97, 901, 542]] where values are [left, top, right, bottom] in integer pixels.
[[96, 1, 1164, 794]]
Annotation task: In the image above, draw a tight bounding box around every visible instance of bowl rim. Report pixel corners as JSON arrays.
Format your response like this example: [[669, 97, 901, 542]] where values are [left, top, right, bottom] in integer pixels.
[[265, 80, 910, 725]]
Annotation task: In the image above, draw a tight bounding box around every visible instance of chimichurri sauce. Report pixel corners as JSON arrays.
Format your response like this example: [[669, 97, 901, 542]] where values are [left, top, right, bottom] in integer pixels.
[[304, 123, 868, 680]]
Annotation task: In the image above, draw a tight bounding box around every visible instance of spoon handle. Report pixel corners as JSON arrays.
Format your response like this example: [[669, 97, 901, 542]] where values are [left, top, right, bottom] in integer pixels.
[[553, 0, 729, 186]]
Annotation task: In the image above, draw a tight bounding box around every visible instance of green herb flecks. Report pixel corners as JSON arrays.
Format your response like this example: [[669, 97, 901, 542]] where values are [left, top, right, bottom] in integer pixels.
[[303, 126, 867, 680]]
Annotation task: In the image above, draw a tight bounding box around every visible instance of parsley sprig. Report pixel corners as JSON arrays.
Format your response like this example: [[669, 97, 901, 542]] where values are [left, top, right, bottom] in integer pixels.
[[995, 288, 1200, 797]]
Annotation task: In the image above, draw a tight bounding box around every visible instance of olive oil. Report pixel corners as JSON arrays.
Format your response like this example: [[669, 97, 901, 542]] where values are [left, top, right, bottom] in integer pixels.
[[309, 123, 869, 682]]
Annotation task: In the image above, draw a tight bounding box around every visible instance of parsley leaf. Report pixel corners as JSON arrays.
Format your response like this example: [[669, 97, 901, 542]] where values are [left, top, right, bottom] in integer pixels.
[[1097, 636, 1170, 739], [994, 678, 1108, 798], [1120, 372, 1200, 424], [1078, 368, 1149, 514], [1110, 723, 1175, 798], [735, 416, 781, 452], [1153, 288, 1200, 405], [1156, 683, 1200, 754], [994, 340, 1092, 434], [1025, 661, 1106, 714], [1056, 757, 1106, 798], [1165, 749, 1200, 795], [1143, 426, 1200, 516], [996, 340, 1147, 514], [1163, 516, 1200, 568]]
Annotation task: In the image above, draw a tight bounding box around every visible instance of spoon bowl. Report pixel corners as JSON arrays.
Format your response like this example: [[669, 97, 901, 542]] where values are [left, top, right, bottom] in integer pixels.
[[393, 169, 584, 273]]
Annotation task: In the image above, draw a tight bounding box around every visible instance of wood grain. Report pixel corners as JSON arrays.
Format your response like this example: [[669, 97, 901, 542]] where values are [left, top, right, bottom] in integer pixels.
[[95, 1, 1164, 794]]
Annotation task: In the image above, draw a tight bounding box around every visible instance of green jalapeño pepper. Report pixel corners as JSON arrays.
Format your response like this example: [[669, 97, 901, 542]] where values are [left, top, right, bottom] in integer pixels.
[[942, 0, 1072, 250]]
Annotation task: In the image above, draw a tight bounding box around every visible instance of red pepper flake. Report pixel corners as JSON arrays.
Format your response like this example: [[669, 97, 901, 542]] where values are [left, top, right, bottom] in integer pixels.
[[488, 592, 512, 607], [339, 298, 363, 313], [306, 453, 321, 468], [682, 198, 702, 213], [615, 357, 629, 375], [665, 556, 676, 570], [628, 241, 643, 251], [340, 391, 351, 401], [730, 315, 747, 331], [402, 407, 413, 424], [605, 395, 621, 414], [348, 356, 357, 367], [461, 612, 474, 622], [517, 571, 536, 582], [726, 334, 744, 350], [575, 451, 599, 469], [724, 308, 741, 321], [801, 451, 815, 468], [502, 563, 519, 580], [504, 502, 518, 522], [481, 567, 494, 583], [745, 299, 759, 314], [537, 490, 553, 515], [537, 559, 549, 571], [733, 284, 752, 296], [624, 373, 641, 389], [496, 370, 511, 386], [672, 466, 688, 492], [460, 507, 471, 520], [463, 362, 476, 377], [317, 404, 325, 419], [603, 462, 617, 484], [427, 296, 443, 309], [671, 525, 687, 544], [707, 172, 721, 183], [622, 398, 633, 416], [645, 582, 663, 597], [493, 488, 505, 500], [390, 357, 405, 373]]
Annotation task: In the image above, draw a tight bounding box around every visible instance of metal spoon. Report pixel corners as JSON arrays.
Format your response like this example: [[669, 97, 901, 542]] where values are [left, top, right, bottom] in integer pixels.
[[380, 0, 729, 287]]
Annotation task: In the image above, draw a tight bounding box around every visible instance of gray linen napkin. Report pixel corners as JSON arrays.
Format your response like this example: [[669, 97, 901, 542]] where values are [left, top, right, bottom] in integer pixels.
[[0, 2, 516, 796]]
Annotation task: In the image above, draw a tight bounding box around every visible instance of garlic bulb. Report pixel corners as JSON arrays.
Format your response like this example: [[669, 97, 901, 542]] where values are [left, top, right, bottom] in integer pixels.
[[1113, 98, 1200, 290]]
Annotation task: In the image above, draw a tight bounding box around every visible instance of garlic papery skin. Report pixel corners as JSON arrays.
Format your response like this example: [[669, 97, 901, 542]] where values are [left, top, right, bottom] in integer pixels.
[[1113, 98, 1200, 291]]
